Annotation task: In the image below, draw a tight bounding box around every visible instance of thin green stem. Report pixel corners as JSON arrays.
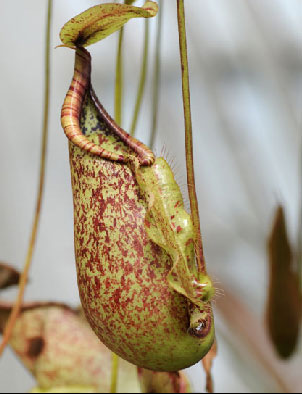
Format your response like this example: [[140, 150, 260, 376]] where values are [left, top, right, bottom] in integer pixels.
[[114, 0, 136, 125], [130, 19, 149, 136], [0, 0, 52, 356], [176, 0, 206, 275], [115, 27, 124, 126], [110, 352, 119, 393], [149, 0, 162, 149]]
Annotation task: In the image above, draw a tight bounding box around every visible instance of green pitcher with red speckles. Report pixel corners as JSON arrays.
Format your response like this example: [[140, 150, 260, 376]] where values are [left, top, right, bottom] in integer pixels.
[[60, 1, 215, 372]]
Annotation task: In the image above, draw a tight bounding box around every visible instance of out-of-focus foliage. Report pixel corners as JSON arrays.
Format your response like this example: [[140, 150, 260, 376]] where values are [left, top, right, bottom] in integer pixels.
[[0, 263, 20, 290], [266, 206, 301, 359]]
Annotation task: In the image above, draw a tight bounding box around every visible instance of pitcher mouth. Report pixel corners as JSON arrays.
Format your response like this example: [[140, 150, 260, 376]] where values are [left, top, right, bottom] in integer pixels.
[[61, 47, 155, 167]]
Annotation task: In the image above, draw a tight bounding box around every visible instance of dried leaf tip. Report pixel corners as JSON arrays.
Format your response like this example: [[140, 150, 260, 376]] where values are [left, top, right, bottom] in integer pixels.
[[266, 204, 302, 359], [0, 263, 20, 290], [59, 1, 158, 49]]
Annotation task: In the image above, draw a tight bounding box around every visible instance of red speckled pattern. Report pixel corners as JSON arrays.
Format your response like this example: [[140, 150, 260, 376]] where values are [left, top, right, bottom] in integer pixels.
[[68, 90, 213, 371]]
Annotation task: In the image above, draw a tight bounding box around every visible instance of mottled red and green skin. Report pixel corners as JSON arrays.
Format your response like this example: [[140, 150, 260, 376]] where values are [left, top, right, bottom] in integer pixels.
[[0, 303, 143, 392], [66, 50, 214, 371], [0, 304, 112, 392]]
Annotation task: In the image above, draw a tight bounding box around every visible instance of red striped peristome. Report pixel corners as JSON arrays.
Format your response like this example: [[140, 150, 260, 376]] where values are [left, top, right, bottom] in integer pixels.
[[61, 47, 155, 166], [90, 88, 155, 166]]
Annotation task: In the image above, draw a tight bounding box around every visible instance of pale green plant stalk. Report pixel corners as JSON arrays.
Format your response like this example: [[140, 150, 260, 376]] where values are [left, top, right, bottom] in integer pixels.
[[115, 27, 124, 126], [114, 0, 135, 126], [149, 0, 162, 149], [130, 19, 149, 136], [110, 353, 120, 393], [176, 0, 206, 275], [0, 0, 52, 356]]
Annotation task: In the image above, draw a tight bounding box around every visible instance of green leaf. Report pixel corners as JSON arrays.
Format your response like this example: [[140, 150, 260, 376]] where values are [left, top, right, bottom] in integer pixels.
[[59, 1, 158, 48]]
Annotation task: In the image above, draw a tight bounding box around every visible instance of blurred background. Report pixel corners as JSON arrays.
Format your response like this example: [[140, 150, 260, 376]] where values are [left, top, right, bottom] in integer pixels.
[[0, 0, 301, 392]]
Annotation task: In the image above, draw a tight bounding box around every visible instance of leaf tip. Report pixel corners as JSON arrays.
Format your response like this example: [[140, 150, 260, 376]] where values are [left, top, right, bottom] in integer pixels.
[[55, 44, 77, 50]]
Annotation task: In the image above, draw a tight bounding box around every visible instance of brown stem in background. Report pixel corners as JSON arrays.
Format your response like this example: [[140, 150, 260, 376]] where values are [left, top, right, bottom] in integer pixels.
[[0, 0, 52, 356], [202, 340, 217, 393], [176, 0, 205, 275], [215, 283, 298, 392]]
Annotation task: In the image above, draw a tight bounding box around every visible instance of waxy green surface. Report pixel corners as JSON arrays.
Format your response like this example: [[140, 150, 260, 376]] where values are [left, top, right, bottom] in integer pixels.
[[68, 88, 214, 371]]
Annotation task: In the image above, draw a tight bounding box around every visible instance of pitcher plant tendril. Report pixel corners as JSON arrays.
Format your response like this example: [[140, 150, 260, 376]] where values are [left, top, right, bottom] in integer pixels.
[[177, 0, 206, 275], [177, 0, 216, 389], [0, 0, 53, 357]]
